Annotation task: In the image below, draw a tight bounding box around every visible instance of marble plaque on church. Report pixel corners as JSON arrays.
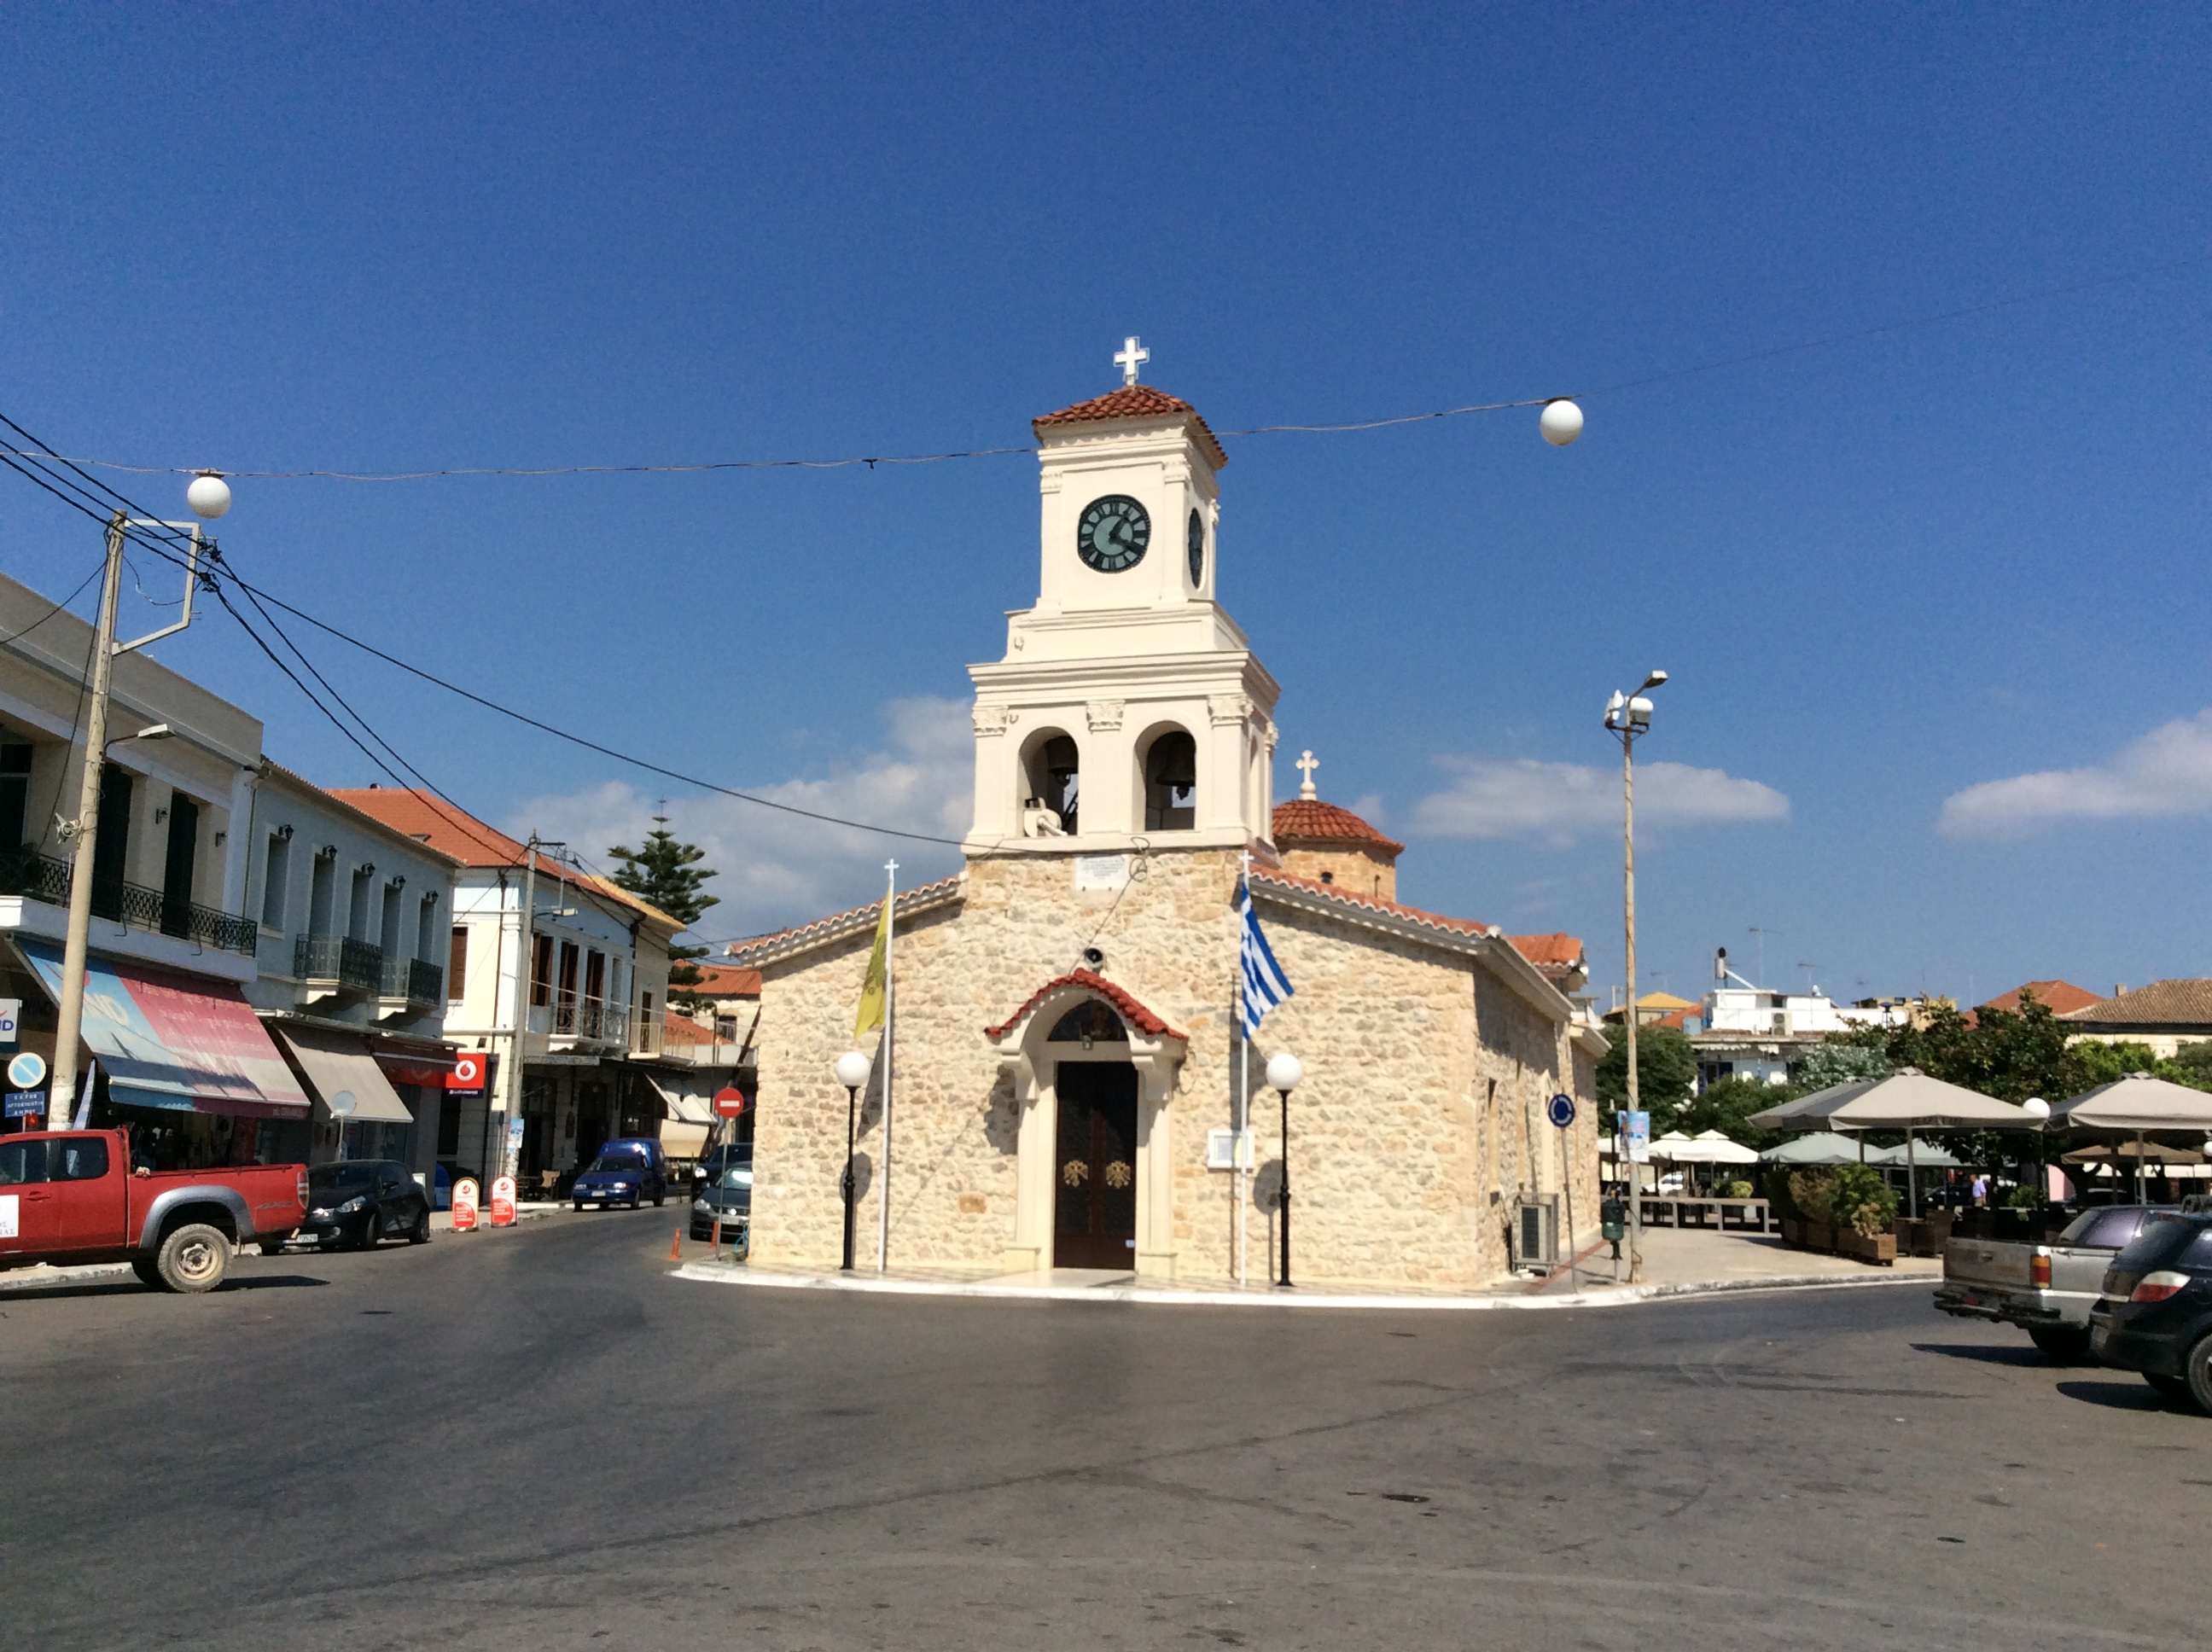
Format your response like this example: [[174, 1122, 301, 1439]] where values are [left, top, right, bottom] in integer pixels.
[[1073, 853, 1130, 892]]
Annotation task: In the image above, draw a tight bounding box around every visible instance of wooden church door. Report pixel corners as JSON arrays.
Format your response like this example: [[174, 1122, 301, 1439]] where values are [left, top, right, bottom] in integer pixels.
[[1053, 1062, 1138, 1269]]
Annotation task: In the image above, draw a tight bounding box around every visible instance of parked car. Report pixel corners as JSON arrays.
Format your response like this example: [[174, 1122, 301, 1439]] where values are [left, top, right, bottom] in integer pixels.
[[691, 1140, 750, 1190], [599, 1137, 672, 1186], [0, 1128, 306, 1293], [572, 1149, 665, 1210], [1936, 1204, 2173, 1359], [2089, 1212, 2212, 1411], [300, 1160, 432, 1250], [690, 1144, 753, 1242]]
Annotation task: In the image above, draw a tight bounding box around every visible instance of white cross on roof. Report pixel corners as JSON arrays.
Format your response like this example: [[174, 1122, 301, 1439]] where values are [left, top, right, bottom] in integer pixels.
[[1114, 335, 1150, 387], [1295, 749, 1318, 800]]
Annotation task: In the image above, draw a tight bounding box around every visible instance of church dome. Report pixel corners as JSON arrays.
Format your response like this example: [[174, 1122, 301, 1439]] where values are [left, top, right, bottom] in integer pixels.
[[1272, 798, 1405, 858]]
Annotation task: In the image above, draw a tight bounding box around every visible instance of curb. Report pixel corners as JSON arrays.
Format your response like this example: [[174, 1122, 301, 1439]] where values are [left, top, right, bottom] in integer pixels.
[[667, 1261, 1933, 1312], [0, 1262, 137, 1294]]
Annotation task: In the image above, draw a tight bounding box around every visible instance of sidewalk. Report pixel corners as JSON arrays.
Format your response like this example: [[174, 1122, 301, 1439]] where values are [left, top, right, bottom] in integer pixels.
[[671, 1225, 1939, 1313]]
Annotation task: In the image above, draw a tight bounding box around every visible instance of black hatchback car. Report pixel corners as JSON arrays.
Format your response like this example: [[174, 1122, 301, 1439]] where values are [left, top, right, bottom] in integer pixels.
[[300, 1160, 433, 1250], [2089, 1211, 2212, 1411]]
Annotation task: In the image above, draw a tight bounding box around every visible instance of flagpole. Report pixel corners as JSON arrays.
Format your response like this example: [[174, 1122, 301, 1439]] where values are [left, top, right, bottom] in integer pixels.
[[876, 858, 897, 1273], [1237, 852, 1251, 1288]]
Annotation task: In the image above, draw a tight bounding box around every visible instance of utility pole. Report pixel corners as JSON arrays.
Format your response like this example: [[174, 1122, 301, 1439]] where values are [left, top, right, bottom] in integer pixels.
[[497, 834, 540, 1180], [1605, 671, 1667, 1285], [49, 493, 214, 1126]]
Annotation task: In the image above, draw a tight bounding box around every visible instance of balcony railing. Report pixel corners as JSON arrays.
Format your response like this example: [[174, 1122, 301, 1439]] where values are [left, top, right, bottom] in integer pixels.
[[1, 851, 257, 957], [295, 932, 383, 993], [551, 996, 627, 1044], [380, 955, 444, 1007]]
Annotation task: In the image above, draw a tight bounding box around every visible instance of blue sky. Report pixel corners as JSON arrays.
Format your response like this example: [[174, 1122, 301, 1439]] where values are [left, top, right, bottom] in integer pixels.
[[3, 4, 2207, 1006]]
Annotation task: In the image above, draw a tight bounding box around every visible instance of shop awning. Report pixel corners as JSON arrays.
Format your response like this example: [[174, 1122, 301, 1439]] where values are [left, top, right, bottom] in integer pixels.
[[11, 938, 309, 1119], [646, 1070, 729, 1126], [372, 1045, 458, 1088], [271, 1025, 415, 1124]]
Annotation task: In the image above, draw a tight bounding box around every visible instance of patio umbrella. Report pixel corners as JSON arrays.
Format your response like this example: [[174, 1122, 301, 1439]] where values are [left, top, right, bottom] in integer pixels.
[[2051, 1074, 2212, 1204], [1759, 1131, 1874, 1166], [1869, 1139, 1963, 1169], [1755, 1069, 2037, 1216], [1687, 1129, 1761, 1165]]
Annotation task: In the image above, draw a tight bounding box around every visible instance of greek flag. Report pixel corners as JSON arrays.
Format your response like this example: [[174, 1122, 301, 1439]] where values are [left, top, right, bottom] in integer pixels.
[[1238, 877, 1294, 1038]]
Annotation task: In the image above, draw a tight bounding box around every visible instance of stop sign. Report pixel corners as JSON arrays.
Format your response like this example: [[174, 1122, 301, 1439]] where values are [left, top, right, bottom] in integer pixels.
[[713, 1088, 749, 1119]]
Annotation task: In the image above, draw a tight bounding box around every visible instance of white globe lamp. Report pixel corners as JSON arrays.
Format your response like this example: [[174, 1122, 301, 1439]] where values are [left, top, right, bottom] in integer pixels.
[[186, 472, 232, 520], [2022, 1097, 2050, 1123], [1539, 398, 1584, 447], [834, 1051, 872, 1091], [1265, 1051, 1303, 1093]]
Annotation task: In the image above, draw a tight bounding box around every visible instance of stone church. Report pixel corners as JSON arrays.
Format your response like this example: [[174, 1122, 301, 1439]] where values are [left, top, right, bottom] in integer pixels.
[[733, 369, 1605, 1289]]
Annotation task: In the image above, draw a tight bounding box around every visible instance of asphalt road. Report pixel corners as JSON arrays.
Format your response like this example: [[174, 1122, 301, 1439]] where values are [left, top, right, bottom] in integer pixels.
[[2, 1211, 2205, 1650]]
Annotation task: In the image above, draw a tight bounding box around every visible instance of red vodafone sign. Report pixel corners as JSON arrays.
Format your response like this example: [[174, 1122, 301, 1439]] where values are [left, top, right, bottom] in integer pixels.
[[713, 1088, 750, 1119], [451, 1178, 480, 1232], [489, 1175, 517, 1227], [445, 1054, 486, 1095]]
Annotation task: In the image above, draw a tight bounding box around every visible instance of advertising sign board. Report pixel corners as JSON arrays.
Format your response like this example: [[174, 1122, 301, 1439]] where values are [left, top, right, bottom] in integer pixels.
[[0, 998, 19, 1046], [1621, 1109, 1651, 1164], [489, 1174, 517, 1227], [445, 1053, 486, 1095], [451, 1177, 480, 1232]]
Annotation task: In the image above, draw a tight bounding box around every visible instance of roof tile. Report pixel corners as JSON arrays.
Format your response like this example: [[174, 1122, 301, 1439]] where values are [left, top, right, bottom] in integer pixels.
[[1271, 798, 1405, 856], [2060, 978, 2212, 1028], [985, 968, 1184, 1043], [1033, 385, 1228, 469]]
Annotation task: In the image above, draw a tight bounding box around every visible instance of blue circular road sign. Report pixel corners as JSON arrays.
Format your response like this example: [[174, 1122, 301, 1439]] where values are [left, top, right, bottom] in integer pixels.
[[1546, 1092, 1575, 1129]]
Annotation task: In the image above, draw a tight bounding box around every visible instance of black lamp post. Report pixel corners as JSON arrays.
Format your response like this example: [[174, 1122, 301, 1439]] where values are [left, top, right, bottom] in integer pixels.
[[1266, 1051, 1303, 1287], [833, 1051, 871, 1272]]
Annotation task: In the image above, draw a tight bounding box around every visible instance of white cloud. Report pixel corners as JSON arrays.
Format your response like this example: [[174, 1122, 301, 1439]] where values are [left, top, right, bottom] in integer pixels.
[[1939, 709, 2212, 839], [1409, 757, 1790, 842], [508, 696, 973, 941]]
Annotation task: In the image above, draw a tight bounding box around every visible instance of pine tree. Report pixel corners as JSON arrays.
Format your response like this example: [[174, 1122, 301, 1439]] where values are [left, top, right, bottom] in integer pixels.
[[607, 817, 720, 1010]]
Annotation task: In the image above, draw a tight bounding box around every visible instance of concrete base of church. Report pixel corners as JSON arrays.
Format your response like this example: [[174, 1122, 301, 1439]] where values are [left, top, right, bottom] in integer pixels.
[[742, 846, 1600, 1291]]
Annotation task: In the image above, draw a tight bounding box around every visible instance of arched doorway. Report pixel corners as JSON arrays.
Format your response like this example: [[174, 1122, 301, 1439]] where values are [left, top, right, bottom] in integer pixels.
[[1048, 999, 1138, 1268]]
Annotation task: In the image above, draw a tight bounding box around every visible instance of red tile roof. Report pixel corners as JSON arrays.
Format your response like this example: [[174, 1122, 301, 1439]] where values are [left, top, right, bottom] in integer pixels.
[[1033, 385, 1228, 469], [2060, 979, 2212, 1028], [985, 968, 1185, 1044], [1979, 979, 2105, 1017], [1271, 798, 1405, 857], [327, 787, 682, 931], [1508, 933, 1586, 971], [685, 963, 762, 999], [724, 875, 965, 966], [1251, 868, 1493, 939]]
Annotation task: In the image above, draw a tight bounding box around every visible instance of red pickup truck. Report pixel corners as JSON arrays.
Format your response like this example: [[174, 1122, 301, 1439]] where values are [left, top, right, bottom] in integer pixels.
[[0, 1128, 307, 1293]]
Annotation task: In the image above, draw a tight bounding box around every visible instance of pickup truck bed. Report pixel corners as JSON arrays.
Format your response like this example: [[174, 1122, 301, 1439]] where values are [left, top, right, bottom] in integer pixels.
[[1936, 1205, 2171, 1358], [0, 1128, 307, 1292]]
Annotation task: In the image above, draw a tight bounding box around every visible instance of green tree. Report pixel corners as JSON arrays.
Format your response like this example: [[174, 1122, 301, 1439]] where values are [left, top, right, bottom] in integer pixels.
[[1795, 1038, 1891, 1091], [1674, 1075, 1796, 1150], [608, 817, 720, 1009], [1596, 1023, 1697, 1133]]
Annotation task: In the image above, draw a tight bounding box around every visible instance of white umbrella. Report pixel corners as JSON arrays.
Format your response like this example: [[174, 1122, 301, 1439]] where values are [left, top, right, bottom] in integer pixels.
[[1760, 1131, 1874, 1166], [1756, 1069, 2036, 1216], [2052, 1074, 2212, 1204]]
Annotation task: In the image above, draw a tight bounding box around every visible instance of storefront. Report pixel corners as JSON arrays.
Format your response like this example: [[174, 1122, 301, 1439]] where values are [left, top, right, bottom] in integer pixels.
[[10, 938, 311, 1166]]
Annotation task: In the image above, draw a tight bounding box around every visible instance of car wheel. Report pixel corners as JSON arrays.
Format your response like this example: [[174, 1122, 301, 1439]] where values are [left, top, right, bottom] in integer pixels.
[[156, 1222, 230, 1294], [2028, 1325, 2090, 1362], [653, 1187, 666, 1208], [409, 1207, 430, 1245], [2145, 1372, 2191, 1402], [2184, 1336, 2212, 1415], [573, 1201, 587, 1213], [258, 1238, 286, 1257]]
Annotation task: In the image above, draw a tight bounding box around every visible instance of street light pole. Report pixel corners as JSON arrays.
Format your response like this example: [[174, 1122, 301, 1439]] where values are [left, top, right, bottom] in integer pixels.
[[834, 1051, 871, 1272], [1265, 1051, 1302, 1288], [49, 480, 223, 1127], [1605, 671, 1667, 1284], [496, 835, 540, 1181]]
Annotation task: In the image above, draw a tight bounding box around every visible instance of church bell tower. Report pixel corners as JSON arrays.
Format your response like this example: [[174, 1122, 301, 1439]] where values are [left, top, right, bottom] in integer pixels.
[[965, 341, 1281, 858]]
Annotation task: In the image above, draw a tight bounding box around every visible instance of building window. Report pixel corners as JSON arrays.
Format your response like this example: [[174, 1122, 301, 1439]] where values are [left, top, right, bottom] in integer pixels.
[[416, 892, 439, 961], [379, 881, 405, 956], [309, 848, 336, 934], [448, 926, 469, 1002], [261, 832, 290, 929], [531, 934, 553, 1006], [557, 940, 579, 1008], [1024, 732, 1080, 835], [0, 740, 31, 854], [585, 948, 605, 1004], [1142, 729, 1196, 831], [347, 865, 374, 940]]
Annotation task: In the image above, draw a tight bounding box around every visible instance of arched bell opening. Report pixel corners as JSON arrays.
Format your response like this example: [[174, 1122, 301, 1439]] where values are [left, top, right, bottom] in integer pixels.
[[1139, 726, 1196, 832], [1019, 729, 1081, 836]]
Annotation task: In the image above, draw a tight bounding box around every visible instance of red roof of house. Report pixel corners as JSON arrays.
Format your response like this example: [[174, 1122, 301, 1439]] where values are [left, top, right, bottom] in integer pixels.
[[1033, 385, 1228, 469], [985, 968, 1185, 1044], [686, 963, 761, 999], [1508, 933, 1586, 971], [1979, 979, 2106, 1017], [326, 787, 681, 930], [1271, 798, 1405, 857]]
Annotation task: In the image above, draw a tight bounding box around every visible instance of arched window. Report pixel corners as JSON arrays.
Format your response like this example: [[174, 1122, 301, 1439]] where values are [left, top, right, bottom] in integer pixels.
[[1143, 730, 1196, 831], [1024, 733, 1080, 835], [1048, 999, 1127, 1045]]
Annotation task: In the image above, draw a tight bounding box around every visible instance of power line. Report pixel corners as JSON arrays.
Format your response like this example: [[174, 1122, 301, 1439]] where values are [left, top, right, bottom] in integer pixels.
[[9, 250, 2203, 481]]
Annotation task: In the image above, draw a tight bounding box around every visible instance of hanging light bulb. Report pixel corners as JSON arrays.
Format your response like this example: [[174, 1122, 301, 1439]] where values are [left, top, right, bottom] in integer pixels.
[[1539, 399, 1584, 447], [186, 472, 232, 519]]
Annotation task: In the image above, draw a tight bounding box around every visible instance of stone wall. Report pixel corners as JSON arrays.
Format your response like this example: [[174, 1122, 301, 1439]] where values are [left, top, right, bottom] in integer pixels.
[[746, 846, 1598, 1288]]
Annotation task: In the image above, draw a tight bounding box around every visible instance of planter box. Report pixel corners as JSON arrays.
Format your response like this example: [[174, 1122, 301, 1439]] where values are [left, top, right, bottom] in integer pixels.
[[1837, 1227, 1896, 1265], [1779, 1215, 1893, 1265]]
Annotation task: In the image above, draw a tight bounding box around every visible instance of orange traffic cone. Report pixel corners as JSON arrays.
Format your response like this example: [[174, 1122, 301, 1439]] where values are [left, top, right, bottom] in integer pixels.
[[668, 1228, 682, 1262]]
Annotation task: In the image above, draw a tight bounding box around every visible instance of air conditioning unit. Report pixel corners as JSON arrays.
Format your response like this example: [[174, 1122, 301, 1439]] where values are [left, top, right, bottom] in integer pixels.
[[1512, 1195, 1560, 1271]]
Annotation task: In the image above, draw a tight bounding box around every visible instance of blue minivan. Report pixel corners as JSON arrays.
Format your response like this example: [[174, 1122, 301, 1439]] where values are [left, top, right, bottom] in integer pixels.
[[570, 1138, 670, 1210]]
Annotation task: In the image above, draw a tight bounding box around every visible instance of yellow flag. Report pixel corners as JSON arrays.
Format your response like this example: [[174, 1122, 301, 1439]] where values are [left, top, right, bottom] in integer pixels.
[[853, 892, 892, 1037]]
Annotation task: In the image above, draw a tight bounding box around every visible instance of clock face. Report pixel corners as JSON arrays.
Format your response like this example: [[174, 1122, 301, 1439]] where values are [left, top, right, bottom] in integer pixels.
[[1187, 509, 1205, 586], [1077, 495, 1150, 573]]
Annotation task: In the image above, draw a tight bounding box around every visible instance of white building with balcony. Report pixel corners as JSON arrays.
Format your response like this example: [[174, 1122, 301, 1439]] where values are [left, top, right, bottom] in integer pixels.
[[1691, 951, 1916, 1089], [330, 788, 684, 1192]]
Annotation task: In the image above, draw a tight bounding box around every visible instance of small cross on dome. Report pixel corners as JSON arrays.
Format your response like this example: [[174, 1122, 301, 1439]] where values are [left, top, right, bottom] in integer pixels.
[[1114, 335, 1150, 387], [1295, 749, 1319, 800]]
